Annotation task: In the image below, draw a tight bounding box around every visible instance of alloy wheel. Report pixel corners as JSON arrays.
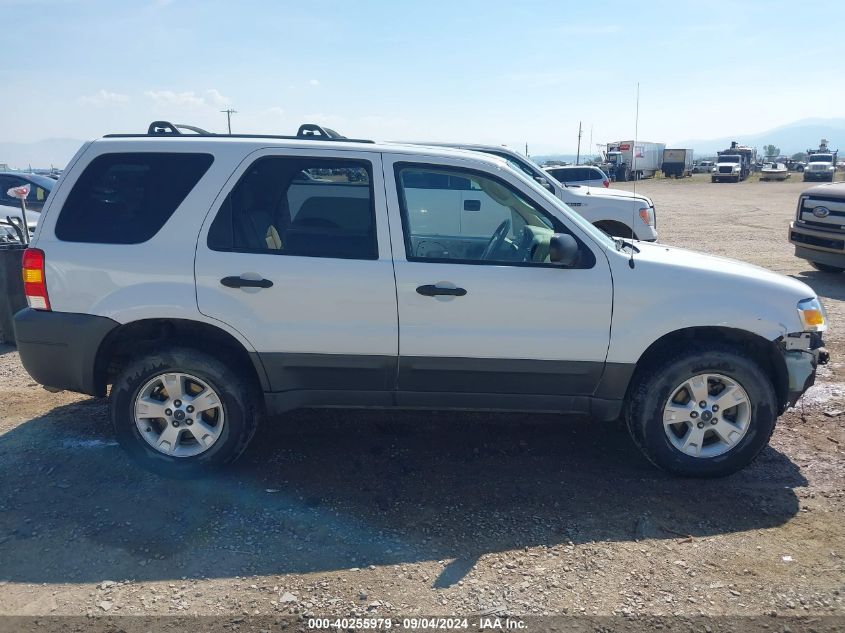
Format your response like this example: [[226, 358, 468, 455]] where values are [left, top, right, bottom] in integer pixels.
[[662, 373, 751, 458], [133, 372, 225, 457]]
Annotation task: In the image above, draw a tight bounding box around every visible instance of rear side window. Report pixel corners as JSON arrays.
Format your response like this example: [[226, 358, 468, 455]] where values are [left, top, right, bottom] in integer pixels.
[[207, 156, 377, 260], [548, 167, 600, 182], [55, 152, 213, 244]]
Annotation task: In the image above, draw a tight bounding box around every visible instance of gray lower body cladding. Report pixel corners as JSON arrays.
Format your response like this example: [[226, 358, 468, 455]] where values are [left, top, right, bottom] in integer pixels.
[[257, 353, 633, 420], [29, 310, 824, 422]]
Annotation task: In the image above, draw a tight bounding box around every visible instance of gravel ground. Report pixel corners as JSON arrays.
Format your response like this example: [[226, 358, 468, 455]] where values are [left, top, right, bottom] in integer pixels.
[[0, 174, 843, 625]]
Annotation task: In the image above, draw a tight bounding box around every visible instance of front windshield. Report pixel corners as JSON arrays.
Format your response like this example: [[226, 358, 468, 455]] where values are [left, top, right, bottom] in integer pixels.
[[503, 157, 536, 179], [606, 153, 620, 163], [718, 155, 740, 163], [811, 154, 833, 163], [24, 174, 56, 190], [497, 156, 616, 250], [482, 149, 565, 191]]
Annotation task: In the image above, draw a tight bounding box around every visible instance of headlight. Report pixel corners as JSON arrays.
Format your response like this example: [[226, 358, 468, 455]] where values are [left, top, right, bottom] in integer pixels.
[[797, 297, 827, 332]]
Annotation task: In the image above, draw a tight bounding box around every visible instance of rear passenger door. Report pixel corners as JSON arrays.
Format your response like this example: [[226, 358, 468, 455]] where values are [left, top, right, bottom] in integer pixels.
[[195, 149, 398, 397]]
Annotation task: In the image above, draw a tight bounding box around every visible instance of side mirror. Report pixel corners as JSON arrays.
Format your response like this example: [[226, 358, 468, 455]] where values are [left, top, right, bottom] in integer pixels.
[[549, 233, 579, 267], [535, 176, 553, 191]]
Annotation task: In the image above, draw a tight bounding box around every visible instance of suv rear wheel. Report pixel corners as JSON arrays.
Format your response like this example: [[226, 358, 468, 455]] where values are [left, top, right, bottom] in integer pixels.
[[626, 346, 777, 477], [111, 348, 258, 477]]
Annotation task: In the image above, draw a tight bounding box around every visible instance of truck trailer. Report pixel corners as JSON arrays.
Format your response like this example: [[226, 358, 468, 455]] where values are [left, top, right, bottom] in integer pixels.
[[661, 149, 694, 178], [604, 141, 665, 181]]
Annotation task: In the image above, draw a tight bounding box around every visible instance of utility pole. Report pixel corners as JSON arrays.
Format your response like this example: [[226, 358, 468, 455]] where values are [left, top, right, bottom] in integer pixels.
[[525, 142, 529, 157], [576, 121, 583, 165], [220, 108, 237, 134]]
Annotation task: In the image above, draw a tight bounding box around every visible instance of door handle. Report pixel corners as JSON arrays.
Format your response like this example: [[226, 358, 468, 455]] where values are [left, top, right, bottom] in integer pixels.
[[416, 284, 467, 297], [220, 276, 273, 289]]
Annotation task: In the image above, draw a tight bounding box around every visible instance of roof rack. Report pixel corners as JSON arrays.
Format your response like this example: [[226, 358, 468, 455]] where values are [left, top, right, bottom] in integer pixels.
[[103, 121, 373, 143]]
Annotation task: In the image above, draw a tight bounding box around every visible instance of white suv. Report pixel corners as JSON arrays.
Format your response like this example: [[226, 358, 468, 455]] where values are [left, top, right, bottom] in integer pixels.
[[14, 122, 828, 478]]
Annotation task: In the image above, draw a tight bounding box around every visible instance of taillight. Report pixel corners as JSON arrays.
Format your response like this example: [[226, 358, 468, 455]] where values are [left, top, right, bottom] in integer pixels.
[[21, 248, 50, 310], [603, 180, 609, 187]]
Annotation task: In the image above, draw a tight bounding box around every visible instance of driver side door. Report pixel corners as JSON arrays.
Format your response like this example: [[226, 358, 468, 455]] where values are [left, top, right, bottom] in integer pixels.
[[383, 155, 614, 410]]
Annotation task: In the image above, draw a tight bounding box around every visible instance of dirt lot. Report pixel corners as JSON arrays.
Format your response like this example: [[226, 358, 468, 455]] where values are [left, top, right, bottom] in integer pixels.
[[0, 174, 844, 625]]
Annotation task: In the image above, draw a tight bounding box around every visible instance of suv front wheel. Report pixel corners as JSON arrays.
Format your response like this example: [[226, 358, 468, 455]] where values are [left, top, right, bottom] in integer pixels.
[[626, 346, 777, 477], [111, 348, 258, 477]]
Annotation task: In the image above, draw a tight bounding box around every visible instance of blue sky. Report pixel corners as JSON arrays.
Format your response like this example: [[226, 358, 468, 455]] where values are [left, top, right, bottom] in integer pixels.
[[2, 0, 845, 155]]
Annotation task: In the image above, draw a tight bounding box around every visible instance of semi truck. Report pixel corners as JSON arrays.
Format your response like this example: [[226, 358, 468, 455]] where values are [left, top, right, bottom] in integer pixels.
[[712, 142, 757, 183], [803, 139, 838, 182], [604, 141, 665, 181], [661, 148, 694, 178]]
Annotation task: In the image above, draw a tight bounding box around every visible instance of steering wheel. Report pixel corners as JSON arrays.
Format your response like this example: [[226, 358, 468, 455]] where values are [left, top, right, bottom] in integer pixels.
[[480, 218, 512, 261]]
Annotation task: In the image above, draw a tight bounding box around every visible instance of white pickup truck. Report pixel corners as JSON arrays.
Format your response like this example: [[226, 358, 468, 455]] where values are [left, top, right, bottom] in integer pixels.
[[407, 143, 657, 241]]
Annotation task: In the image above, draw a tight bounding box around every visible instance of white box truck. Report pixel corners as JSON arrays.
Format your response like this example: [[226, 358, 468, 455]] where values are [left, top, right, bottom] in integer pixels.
[[662, 148, 694, 178], [605, 141, 665, 181]]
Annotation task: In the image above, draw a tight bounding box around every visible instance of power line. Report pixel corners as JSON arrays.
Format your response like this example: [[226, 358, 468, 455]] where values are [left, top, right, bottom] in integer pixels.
[[220, 108, 237, 134]]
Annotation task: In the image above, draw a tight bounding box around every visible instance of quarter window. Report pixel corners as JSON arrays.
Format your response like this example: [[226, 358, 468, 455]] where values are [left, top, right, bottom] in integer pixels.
[[55, 153, 213, 244], [207, 157, 377, 260]]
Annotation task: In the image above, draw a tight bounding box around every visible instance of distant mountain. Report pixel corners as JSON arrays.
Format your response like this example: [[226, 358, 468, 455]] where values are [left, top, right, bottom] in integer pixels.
[[0, 138, 86, 170], [674, 118, 845, 157]]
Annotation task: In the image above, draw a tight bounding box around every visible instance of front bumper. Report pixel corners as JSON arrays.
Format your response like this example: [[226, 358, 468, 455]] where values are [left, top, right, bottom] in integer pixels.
[[789, 221, 845, 266], [782, 332, 828, 406], [803, 171, 834, 181]]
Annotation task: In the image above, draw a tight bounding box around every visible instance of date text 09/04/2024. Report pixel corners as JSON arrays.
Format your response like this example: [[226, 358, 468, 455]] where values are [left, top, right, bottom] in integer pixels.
[[307, 617, 526, 630]]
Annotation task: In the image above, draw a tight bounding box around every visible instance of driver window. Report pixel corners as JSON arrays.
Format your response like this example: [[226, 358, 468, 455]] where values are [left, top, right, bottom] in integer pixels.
[[396, 165, 560, 265]]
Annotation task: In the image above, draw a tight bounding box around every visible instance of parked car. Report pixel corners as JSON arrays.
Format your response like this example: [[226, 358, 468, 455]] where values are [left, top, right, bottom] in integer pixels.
[[789, 182, 845, 273], [692, 160, 715, 174], [14, 121, 828, 479], [0, 172, 55, 211], [408, 142, 657, 241], [542, 165, 609, 188]]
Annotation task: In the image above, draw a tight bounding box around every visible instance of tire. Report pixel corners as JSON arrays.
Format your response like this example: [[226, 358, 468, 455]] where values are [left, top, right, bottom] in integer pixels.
[[626, 345, 777, 477], [110, 347, 259, 477], [617, 167, 629, 182], [810, 261, 845, 273]]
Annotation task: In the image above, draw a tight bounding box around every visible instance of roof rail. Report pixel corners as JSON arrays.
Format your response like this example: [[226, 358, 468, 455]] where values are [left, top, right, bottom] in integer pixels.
[[103, 121, 373, 143], [148, 121, 212, 135], [296, 123, 345, 139]]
